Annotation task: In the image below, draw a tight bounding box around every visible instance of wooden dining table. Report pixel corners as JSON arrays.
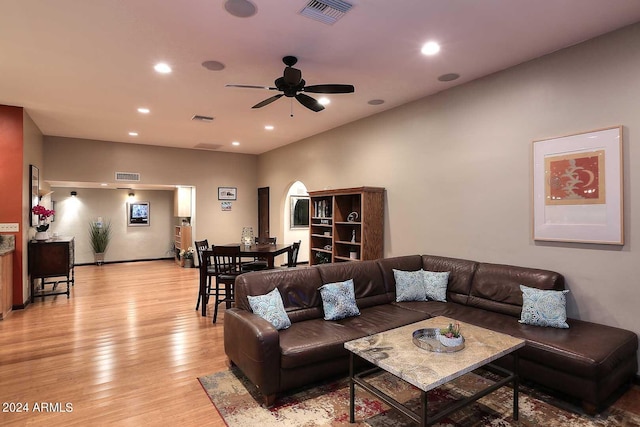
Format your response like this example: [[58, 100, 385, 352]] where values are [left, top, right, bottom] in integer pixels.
[[233, 242, 294, 269]]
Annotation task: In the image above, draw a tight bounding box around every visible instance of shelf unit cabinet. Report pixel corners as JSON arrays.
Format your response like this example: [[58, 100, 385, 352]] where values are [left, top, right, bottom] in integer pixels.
[[28, 237, 75, 302], [309, 187, 384, 266], [174, 225, 192, 265]]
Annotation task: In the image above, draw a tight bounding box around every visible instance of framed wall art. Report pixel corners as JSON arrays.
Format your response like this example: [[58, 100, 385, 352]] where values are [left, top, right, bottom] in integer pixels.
[[218, 187, 237, 200], [532, 126, 623, 245], [127, 201, 150, 226]]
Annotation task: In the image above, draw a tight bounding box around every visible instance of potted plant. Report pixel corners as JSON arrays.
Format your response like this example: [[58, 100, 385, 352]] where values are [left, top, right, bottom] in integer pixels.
[[32, 205, 55, 241], [436, 322, 463, 347], [180, 247, 195, 268], [89, 219, 112, 265]]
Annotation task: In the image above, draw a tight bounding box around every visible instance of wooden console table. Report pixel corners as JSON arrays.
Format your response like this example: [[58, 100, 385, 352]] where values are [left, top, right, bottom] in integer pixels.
[[29, 237, 75, 302]]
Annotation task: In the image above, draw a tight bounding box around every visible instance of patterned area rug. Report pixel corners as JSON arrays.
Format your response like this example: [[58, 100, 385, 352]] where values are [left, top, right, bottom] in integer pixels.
[[198, 367, 639, 426]]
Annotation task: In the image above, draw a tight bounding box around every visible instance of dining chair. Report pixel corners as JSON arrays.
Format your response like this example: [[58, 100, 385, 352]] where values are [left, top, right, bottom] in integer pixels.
[[287, 240, 302, 267], [211, 245, 242, 323], [242, 236, 277, 271], [195, 239, 215, 315]]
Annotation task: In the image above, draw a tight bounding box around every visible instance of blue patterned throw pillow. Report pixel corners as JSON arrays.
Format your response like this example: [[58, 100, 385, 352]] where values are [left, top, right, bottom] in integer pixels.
[[393, 269, 428, 302], [247, 288, 291, 330], [519, 285, 569, 328], [423, 270, 449, 302], [318, 279, 360, 321]]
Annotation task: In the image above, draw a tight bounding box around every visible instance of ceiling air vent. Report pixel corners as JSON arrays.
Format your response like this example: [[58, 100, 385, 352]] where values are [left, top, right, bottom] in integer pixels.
[[191, 114, 214, 122], [115, 172, 141, 182], [300, 0, 352, 25], [193, 143, 223, 151]]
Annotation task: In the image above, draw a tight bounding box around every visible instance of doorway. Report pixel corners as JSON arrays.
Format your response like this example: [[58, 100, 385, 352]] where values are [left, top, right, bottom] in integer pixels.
[[257, 187, 269, 239]]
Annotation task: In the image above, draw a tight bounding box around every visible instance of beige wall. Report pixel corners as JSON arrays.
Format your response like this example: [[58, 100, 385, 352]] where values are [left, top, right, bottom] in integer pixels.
[[259, 24, 640, 370], [48, 188, 174, 264], [22, 111, 43, 303], [44, 137, 259, 250]]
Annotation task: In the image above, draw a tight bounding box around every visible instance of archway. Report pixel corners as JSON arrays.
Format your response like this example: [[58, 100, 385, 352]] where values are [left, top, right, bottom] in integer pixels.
[[283, 181, 309, 264]]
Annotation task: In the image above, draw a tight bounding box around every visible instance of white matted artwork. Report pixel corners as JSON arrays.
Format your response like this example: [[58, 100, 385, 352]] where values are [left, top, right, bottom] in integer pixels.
[[221, 202, 232, 211], [532, 126, 623, 244]]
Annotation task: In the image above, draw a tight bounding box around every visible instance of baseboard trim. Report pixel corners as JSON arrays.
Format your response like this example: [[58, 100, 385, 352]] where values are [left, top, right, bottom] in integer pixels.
[[74, 257, 174, 267]]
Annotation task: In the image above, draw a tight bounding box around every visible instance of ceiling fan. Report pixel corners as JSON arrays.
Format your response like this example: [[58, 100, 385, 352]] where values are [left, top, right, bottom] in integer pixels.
[[226, 56, 355, 112]]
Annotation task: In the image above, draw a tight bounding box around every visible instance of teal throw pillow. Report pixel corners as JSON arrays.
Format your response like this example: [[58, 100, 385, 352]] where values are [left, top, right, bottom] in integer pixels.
[[318, 279, 360, 321], [247, 288, 291, 330], [393, 269, 428, 302], [519, 285, 569, 328], [423, 270, 449, 302]]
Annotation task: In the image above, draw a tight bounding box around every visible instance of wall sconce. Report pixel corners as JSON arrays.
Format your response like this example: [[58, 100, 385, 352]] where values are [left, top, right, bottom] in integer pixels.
[[128, 192, 135, 197], [70, 191, 77, 197]]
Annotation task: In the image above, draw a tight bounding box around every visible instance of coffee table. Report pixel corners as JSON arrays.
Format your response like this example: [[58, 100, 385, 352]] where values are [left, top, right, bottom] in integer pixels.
[[344, 316, 525, 426]]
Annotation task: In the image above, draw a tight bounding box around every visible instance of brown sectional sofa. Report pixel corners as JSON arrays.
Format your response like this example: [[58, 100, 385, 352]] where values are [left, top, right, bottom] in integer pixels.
[[224, 254, 638, 413]]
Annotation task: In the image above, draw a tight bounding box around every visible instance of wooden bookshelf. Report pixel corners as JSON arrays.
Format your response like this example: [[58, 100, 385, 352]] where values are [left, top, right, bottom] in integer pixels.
[[308, 187, 384, 265]]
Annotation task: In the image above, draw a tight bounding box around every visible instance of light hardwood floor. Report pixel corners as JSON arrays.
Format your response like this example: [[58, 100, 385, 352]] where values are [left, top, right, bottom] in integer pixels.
[[0, 261, 226, 426]]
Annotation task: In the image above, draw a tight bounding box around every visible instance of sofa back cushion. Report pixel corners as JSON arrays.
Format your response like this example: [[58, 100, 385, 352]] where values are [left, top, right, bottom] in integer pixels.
[[466, 262, 565, 317], [377, 255, 422, 294], [316, 260, 391, 309], [421, 255, 478, 305], [235, 268, 325, 323]]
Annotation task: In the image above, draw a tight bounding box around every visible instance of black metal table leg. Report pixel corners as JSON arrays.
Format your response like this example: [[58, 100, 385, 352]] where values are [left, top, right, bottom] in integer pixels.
[[513, 352, 519, 420], [349, 352, 355, 423]]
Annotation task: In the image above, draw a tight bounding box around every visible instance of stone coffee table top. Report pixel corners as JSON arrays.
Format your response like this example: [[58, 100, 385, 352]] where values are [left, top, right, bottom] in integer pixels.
[[344, 316, 525, 392]]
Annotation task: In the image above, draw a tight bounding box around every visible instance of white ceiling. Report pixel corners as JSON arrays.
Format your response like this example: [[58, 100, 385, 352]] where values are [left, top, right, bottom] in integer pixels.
[[2, 0, 640, 155]]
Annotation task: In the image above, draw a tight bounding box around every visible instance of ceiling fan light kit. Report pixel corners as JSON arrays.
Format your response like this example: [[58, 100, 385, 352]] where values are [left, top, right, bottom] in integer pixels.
[[226, 56, 355, 113]]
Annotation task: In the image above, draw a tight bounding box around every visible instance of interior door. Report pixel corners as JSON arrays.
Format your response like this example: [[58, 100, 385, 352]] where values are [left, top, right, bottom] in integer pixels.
[[258, 187, 270, 239]]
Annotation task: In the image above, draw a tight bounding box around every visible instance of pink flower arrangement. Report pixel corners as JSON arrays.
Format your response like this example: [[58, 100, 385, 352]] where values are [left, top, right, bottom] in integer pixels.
[[32, 205, 55, 232]]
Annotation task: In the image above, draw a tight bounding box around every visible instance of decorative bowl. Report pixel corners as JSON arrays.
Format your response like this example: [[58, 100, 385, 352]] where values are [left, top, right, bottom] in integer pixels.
[[412, 328, 465, 353]]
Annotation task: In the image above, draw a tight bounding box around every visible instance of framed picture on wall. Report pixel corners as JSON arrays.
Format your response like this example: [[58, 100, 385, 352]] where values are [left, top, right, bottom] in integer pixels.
[[218, 187, 237, 200], [127, 201, 150, 226], [290, 196, 310, 229], [532, 126, 623, 244]]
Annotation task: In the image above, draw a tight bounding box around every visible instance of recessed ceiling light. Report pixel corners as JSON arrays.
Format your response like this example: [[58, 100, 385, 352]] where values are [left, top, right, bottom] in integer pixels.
[[137, 107, 150, 114], [224, 0, 257, 18], [264, 125, 274, 130], [202, 60, 226, 71], [232, 141, 240, 146], [129, 131, 138, 137], [318, 97, 330, 106], [421, 41, 441, 56], [368, 99, 385, 105], [154, 62, 172, 74], [100, 183, 108, 186], [438, 73, 460, 82]]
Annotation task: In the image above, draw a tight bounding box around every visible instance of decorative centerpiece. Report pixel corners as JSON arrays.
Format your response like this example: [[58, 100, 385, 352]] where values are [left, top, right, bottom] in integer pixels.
[[436, 322, 463, 347], [32, 204, 55, 241]]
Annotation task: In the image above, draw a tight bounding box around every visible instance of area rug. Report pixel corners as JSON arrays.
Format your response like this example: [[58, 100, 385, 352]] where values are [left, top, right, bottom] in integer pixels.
[[198, 367, 639, 426]]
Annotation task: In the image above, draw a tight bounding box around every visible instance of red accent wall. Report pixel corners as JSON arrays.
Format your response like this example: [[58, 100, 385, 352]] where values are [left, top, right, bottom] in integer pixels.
[[0, 105, 25, 306]]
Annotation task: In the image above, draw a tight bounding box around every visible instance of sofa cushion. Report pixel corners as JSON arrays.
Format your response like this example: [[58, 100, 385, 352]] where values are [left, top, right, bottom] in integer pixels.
[[319, 279, 360, 320], [279, 304, 427, 369], [235, 268, 325, 323], [422, 255, 478, 305], [377, 255, 423, 297], [519, 285, 569, 328], [247, 288, 291, 330], [317, 260, 390, 309], [423, 270, 449, 302], [393, 269, 427, 302], [466, 262, 564, 317]]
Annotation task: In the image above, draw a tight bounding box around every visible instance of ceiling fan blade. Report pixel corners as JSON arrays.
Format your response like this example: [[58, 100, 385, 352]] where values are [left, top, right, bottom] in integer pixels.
[[283, 67, 302, 86], [226, 84, 277, 90], [295, 93, 324, 112], [252, 94, 284, 109], [303, 84, 355, 94]]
